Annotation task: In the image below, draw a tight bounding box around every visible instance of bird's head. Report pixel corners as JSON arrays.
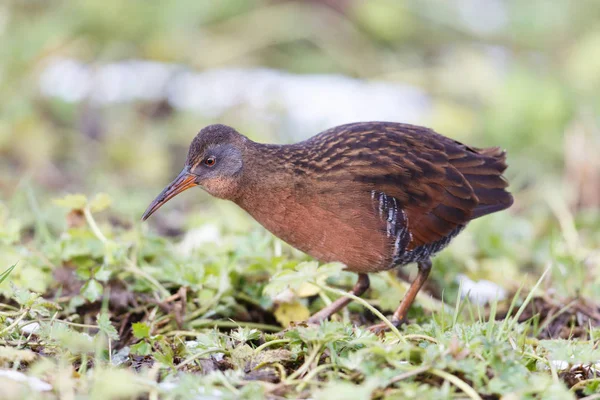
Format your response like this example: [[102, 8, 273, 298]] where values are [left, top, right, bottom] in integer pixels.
[[142, 124, 248, 220]]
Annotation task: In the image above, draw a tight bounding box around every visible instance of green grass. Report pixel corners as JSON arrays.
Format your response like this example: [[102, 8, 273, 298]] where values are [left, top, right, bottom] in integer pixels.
[[0, 192, 598, 399], [0, 264, 17, 285]]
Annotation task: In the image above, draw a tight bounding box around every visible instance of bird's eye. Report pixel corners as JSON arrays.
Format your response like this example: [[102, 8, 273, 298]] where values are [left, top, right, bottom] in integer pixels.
[[204, 156, 216, 167]]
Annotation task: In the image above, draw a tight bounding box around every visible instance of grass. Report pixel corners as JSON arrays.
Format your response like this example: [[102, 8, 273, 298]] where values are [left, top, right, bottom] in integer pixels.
[[0, 264, 17, 285], [0, 191, 598, 400]]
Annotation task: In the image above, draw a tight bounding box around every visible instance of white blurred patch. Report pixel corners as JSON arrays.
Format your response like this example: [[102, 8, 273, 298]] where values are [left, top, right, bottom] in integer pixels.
[[0, 370, 53, 392], [177, 224, 221, 256], [39, 58, 430, 139], [40, 59, 92, 102], [5, 318, 40, 335], [19, 321, 40, 335], [456, 274, 507, 305]]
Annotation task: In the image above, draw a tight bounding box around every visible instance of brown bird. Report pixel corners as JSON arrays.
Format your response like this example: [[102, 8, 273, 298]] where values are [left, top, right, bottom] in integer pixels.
[[142, 122, 513, 331]]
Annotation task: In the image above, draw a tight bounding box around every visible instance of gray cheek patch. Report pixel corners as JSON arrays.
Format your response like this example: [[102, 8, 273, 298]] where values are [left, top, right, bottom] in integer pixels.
[[217, 145, 243, 176], [189, 144, 243, 177]]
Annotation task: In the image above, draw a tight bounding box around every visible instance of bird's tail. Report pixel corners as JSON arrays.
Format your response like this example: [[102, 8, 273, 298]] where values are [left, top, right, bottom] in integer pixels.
[[456, 146, 514, 219]]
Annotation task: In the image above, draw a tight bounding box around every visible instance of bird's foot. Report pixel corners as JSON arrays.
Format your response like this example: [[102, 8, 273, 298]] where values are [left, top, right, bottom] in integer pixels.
[[368, 316, 406, 335]]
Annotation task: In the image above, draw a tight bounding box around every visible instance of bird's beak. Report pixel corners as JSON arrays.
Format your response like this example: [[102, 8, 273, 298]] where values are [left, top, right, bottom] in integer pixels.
[[142, 168, 198, 221]]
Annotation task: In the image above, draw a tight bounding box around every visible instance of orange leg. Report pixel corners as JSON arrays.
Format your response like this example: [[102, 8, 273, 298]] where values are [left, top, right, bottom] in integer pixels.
[[396, 263, 442, 300], [369, 258, 432, 333], [307, 273, 370, 324]]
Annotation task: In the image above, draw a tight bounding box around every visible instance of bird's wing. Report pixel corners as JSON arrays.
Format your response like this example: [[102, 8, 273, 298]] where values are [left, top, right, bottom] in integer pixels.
[[305, 122, 480, 249]]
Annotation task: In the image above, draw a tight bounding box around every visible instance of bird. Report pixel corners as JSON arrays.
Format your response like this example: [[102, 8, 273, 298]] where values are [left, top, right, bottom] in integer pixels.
[[142, 122, 513, 331]]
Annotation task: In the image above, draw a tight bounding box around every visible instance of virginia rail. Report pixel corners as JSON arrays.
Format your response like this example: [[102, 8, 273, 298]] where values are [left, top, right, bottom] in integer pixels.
[[142, 122, 513, 330]]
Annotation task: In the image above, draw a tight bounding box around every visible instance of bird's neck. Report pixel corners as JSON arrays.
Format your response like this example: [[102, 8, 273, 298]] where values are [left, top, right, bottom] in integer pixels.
[[234, 142, 300, 219]]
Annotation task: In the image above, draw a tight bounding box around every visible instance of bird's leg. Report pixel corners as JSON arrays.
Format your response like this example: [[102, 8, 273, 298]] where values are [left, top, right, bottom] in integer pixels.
[[307, 273, 370, 324], [396, 264, 442, 300], [369, 258, 432, 333]]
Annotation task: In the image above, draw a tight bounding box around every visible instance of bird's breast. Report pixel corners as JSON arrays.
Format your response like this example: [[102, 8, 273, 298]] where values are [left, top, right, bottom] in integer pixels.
[[236, 187, 393, 273]]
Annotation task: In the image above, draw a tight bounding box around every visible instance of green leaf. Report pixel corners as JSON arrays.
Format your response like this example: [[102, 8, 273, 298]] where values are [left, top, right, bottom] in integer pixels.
[[130, 341, 152, 356], [95, 266, 112, 282], [263, 262, 345, 297], [97, 312, 119, 341], [154, 342, 175, 368], [230, 327, 261, 344], [53, 194, 88, 210], [190, 331, 225, 351], [230, 344, 254, 370], [132, 322, 150, 340], [28, 298, 61, 318], [89, 193, 113, 213], [75, 265, 92, 280], [12, 286, 38, 306], [81, 279, 103, 302]]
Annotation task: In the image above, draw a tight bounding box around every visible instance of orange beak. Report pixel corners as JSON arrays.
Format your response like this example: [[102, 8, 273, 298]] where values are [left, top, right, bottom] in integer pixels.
[[142, 168, 198, 221]]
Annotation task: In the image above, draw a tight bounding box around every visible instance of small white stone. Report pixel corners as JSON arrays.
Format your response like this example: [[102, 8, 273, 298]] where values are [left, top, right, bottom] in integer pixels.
[[177, 225, 222, 256], [457, 274, 507, 305], [19, 322, 40, 335]]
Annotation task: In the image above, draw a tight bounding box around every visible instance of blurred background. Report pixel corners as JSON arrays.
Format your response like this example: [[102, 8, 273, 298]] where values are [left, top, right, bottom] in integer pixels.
[[1, 0, 599, 299]]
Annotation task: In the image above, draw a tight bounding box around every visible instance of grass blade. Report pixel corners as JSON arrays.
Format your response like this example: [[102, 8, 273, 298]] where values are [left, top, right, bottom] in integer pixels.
[[0, 263, 17, 285]]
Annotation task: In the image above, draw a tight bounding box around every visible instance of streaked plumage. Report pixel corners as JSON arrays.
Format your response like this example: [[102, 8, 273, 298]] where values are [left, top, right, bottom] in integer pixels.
[[143, 122, 513, 330]]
